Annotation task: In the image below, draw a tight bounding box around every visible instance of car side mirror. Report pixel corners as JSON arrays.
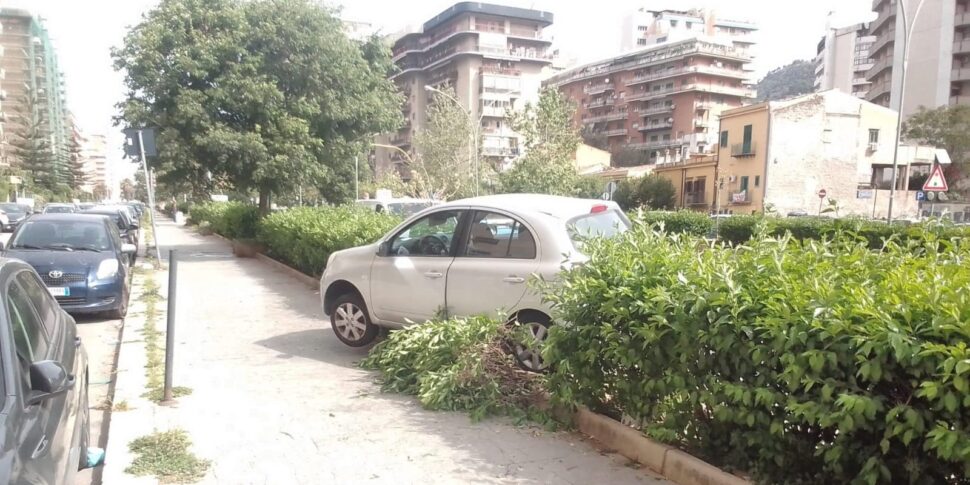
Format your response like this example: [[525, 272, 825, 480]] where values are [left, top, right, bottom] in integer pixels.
[[27, 360, 74, 406], [122, 243, 137, 254], [377, 241, 390, 256]]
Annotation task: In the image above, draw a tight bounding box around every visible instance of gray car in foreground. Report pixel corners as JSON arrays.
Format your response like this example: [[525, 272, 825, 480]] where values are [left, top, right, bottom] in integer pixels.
[[0, 259, 92, 483]]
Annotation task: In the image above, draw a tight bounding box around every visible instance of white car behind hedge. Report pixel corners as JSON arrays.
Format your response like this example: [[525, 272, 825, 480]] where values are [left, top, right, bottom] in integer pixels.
[[319, 194, 630, 370]]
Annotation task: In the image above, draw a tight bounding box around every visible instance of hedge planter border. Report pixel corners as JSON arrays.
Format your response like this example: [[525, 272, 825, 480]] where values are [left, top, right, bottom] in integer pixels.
[[572, 406, 749, 485], [204, 231, 318, 289]]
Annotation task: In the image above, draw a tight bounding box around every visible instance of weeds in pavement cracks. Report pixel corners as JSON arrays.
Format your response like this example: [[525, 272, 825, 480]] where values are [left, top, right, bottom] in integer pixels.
[[112, 400, 130, 412], [125, 429, 210, 483], [126, 266, 208, 483]]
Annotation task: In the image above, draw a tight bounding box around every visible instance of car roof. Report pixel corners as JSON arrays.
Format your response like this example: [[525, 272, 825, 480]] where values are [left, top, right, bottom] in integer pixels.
[[21, 214, 109, 223], [438, 194, 618, 220]]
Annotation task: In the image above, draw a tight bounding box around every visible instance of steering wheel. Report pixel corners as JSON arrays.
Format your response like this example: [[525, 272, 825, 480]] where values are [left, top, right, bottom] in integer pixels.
[[418, 235, 448, 255]]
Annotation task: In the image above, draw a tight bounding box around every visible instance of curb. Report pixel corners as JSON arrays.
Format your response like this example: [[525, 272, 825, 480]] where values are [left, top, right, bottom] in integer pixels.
[[204, 231, 318, 289], [572, 406, 749, 485]]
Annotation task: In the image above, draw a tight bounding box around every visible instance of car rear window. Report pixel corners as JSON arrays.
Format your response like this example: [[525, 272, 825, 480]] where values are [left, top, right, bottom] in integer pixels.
[[568, 210, 630, 250]]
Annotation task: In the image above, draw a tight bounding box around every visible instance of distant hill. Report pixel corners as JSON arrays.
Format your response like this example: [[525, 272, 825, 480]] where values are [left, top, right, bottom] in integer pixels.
[[755, 60, 816, 101]]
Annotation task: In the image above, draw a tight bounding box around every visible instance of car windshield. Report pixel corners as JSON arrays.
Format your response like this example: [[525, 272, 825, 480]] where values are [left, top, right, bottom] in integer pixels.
[[387, 202, 434, 216], [0, 203, 24, 214], [85, 211, 123, 227], [10, 220, 111, 252], [568, 210, 631, 251], [45, 205, 74, 213]]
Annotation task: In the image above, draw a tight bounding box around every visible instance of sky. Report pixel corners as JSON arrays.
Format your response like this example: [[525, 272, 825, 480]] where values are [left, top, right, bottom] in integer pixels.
[[13, 0, 877, 183]]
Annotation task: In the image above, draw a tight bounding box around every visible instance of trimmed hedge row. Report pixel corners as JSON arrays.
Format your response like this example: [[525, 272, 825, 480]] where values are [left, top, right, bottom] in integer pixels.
[[636, 211, 970, 247], [189, 203, 401, 276], [256, 206, 401, 276], [544, 226, 970, 484]]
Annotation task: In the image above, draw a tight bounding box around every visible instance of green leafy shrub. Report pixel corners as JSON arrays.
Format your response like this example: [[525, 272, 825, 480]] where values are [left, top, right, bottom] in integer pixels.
[[187, 202, 258, 239], [612, 174, 677, 211], [360, 315, 545, 421], [635, 210, 713, 236], [256, 206, 401, 276], [544, 226, 970, 484], [716, 214, 761, 245]]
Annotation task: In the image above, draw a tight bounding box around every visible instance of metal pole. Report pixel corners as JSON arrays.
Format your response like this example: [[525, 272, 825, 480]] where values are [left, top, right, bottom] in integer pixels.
[[818, 197, 824, 217], [354, 155, 359, 200], [138, 130, 162, 264], [162, 249, 178, 404], [887, 0, 927, 223]]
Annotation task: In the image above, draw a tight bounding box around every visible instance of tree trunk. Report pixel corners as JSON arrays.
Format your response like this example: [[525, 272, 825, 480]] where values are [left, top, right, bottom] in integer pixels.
[[258, 189, 272, 217]]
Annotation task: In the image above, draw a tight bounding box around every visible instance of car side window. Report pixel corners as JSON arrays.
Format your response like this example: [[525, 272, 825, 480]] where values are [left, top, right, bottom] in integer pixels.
[[389, 210, 462, 257], [463, 211, 537, 259], [6, 280, 49, 362], [16, 271, 60, 338], [108, 221, 124, 249]]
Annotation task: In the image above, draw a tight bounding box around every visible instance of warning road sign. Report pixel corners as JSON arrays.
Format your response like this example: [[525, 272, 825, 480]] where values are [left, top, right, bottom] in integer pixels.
[[922, 164, 949, 192]]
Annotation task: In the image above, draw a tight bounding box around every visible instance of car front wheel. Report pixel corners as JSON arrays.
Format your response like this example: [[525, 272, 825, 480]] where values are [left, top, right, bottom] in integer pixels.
[[511, 315, 551, 372], [330, 294, 379, 347]]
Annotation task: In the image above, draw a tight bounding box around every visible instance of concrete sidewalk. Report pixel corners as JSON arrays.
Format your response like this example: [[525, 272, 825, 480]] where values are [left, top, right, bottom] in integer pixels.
[[105, 219, 668, 484]]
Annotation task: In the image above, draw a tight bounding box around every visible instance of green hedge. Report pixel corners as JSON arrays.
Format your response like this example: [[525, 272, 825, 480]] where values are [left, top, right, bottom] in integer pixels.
[[256, 206, 401, 276], [188, 202, 259, 240], [544, 227, 970, 484], [636, 211, 970, 248]]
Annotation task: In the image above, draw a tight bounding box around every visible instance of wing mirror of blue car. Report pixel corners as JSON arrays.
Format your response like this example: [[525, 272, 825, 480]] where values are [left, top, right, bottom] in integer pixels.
[[122, 243, 137, 254], [26, 360, 74, 406]]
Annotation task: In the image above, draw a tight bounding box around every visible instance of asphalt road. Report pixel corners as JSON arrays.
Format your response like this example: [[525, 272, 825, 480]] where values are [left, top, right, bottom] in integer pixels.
[[0, 231, 124, 485]]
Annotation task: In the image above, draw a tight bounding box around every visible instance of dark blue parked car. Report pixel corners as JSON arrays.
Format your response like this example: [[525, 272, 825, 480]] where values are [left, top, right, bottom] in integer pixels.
[[0, 215, 134, 318]]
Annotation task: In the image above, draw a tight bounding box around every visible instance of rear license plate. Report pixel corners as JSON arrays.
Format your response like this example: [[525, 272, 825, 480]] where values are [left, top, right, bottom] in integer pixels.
[[48, 287, 70, 297]]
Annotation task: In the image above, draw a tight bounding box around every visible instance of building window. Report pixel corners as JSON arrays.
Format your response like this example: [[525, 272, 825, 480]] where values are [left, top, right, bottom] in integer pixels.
[[638, 25, 648, 31], [742, 125, 753, 152], [650, 135, 659, 141], [755, 175, 760, 187], [869, 129, 879, 144], [720, 130, 729, 147], [670, 20, 679, 27], [637, 38, 647, 46], [740, 176, 749, 192]]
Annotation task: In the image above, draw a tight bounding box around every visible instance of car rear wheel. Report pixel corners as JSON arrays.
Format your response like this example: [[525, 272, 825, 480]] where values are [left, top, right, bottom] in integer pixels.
[[510, 314, 551, 372], [330, 294, 379, 347]]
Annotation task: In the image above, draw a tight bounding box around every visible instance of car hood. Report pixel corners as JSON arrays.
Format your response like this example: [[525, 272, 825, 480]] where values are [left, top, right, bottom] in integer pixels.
[[3, 250, 107, 274], [5, 213, 25, 221], [325, 243, 378, 276]]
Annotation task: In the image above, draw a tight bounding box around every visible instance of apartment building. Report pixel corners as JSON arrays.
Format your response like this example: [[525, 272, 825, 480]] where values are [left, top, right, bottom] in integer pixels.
[[814, 18, 875, 98], [545, 37, 754, 164], [714, 90, 944, 218], [375, 2, 554, 177], [866, 0, 970, 117], [620, 8, 757, 60], [0, 8, 70, 171], [80, 133, 109, 193]]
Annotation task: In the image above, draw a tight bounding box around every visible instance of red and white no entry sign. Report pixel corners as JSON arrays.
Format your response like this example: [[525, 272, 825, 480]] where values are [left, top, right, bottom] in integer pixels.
[[817, 189, 827, 199]]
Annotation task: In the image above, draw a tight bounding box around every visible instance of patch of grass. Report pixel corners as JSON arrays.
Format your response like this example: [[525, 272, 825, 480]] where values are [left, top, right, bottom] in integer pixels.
[[142, 386, 193, 403], [125, 429, 210, 483], [113, 400, 131, 412]]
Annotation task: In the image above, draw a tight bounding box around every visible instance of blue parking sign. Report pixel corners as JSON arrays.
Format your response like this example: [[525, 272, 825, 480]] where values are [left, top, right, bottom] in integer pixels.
[[916, 191, 926, 201]]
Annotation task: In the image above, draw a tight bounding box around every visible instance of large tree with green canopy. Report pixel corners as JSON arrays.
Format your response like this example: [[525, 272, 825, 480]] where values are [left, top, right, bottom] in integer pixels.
[[113, 0, 402, 212]]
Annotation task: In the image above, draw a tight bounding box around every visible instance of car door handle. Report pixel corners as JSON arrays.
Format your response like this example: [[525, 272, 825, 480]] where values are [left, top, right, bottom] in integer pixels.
[[503, 276, 526, 284], [424, 271, 444, 279], [32, 435, 49, 459]]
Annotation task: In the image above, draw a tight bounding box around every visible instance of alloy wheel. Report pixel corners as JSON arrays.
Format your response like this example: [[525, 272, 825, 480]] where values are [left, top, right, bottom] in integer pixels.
[[334, 302, 368, 342], [514, 322, 548, 372]]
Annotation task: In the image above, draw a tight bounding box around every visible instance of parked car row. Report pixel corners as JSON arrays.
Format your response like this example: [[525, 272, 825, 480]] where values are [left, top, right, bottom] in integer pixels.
[[321, 194, 631, 371]]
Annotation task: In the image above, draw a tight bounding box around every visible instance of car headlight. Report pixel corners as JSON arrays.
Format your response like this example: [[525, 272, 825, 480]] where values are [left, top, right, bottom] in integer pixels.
[[96, 259, 120, 279]]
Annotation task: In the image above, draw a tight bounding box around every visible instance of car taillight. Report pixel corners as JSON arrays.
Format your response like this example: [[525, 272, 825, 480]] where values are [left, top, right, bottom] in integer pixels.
[[590, 204, 609, 214]]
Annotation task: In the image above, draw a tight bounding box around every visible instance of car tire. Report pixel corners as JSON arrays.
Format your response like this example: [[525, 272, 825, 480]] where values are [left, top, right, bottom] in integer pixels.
[[107, 288, 129, 320], [510, 314, 552, 373], [330, 294, 379, 347]]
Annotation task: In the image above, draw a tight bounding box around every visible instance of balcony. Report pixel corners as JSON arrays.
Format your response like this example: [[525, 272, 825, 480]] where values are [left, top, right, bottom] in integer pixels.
[[681, 83, 754, 98], [597, 128, 628, 137], [584, 83, 615, 95], [731, 142, 756, 157], [868, 80, 892, 101], [955, 39, 970, 55], [684, 193, 707, 206], [481, 106, 509, 117], [953, 68, 970, 82], [626, 65, 748, 86], [637, 121, 673, 132], [869, 7, 896, 34], [869, 32, 895, 56], [637, 104, 675, 116], [584, 111, 628, 123], [481, 66, 521, 76], [585, 97, 619, 108], [729, 191, 752, 205], [866, 56, 893, 81], [626, 87, 674, 102], [957, 12, 970, 28], [951, 95, 970, 105], [694, 118, 711, 128]]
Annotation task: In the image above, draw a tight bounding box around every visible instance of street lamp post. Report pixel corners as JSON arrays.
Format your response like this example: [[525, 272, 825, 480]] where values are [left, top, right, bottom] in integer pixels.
[[887, 0, 927, 223], [424, 85, 480, 196]]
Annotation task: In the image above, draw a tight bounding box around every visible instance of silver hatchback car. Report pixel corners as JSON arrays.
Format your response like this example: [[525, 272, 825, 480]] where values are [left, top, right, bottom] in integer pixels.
[[319, 194, 630, 370]]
